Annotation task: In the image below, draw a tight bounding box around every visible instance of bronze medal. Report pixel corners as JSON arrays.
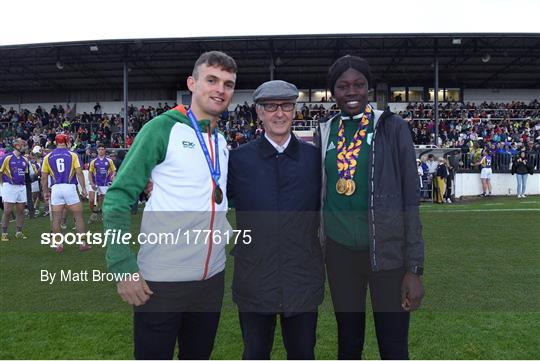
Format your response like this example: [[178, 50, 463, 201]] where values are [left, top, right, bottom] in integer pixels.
[[345, 179, 356, 196], [214, 186, 223, 204], [336, 178, 348, 194]]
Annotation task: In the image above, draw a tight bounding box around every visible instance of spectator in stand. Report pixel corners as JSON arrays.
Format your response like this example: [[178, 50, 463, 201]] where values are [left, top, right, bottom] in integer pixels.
[[511, 151, 534, 198], [50, 105, 59, 118], [94, 102, 102, 115], [156, 102, 164, 115]]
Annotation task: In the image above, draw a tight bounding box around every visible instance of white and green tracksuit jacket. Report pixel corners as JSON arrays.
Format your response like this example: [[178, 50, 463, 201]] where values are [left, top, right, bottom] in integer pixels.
[[103, 105, 231, 282]]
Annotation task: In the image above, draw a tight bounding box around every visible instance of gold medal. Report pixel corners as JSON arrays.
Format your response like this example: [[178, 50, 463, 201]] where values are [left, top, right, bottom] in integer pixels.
[[336, 178, 348, 194], [345, 179, 356, 196], [214, 186, 223, 204], [335, 105, 372, 192]]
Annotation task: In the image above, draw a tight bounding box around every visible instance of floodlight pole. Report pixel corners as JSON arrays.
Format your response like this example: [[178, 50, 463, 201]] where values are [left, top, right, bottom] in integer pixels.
[[434, 40, 439, 147], [269, 59, 275, 81], [123, 61, 128, 147]]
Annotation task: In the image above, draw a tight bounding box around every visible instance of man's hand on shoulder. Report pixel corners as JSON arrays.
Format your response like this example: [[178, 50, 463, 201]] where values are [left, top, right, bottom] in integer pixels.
[[117, 273, 154, 306], [144, 179, 153, 198]]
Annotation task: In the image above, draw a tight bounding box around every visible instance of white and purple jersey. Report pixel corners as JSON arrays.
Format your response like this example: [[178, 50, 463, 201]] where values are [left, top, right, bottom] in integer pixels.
[[89, 156, 116, 186], [480, 155, 492, 169], [0, 153, 28, 185], [41, 148, 81, 185]]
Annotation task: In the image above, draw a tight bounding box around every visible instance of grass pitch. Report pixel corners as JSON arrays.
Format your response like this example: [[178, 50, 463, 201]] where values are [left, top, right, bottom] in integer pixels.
[[1, 196, 539, 359]]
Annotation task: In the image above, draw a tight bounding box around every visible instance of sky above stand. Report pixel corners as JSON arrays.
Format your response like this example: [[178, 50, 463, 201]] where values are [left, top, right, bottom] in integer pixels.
[[1, 0, 539, 46]]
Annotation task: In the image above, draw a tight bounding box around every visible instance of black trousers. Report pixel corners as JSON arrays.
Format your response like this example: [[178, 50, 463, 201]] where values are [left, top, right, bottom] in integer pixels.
[[239, 311, 318, 360], [325, 238, 410, 360], [133, 271, 224, 360]]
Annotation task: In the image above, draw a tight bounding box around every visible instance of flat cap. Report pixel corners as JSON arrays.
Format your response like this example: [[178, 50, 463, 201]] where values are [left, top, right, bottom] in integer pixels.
[[253, 80, 299, 102]]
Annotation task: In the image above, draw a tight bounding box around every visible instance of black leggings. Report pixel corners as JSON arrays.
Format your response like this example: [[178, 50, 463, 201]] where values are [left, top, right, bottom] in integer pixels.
[[325, 238, 410, 360]]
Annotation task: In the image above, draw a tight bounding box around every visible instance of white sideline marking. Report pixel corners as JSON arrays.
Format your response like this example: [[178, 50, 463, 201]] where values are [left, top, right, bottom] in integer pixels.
[[520, 201, 538, 204], [483, 203, 504, 206], [423, 208, 540, 213]]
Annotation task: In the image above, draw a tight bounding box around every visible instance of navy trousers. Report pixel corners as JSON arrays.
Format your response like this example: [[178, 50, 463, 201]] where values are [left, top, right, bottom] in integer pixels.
[[239, 311, 318, 360]]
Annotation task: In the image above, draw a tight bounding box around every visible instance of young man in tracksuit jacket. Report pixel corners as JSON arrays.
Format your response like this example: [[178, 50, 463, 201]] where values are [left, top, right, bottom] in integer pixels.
[[103, 51, 237, 359]]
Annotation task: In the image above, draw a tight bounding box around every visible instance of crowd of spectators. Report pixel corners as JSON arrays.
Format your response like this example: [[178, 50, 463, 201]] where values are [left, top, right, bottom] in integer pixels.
[[400, 100, 540, 171], [401, 100, 540, 120], [219, 102, 338, 147], [1, 100, 539, 171]]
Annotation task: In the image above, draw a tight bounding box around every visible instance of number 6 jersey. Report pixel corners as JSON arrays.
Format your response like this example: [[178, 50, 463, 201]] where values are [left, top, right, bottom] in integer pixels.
[[41, 148, 81, 185]]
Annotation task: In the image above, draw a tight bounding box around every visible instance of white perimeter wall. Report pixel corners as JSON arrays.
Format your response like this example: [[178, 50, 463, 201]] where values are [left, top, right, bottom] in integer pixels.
[[455, 173, 540, 197], [73, 171, 540, 198]]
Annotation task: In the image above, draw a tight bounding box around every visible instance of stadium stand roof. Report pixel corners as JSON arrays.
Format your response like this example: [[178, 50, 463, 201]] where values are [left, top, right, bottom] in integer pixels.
[[1, 33, 539, 94]]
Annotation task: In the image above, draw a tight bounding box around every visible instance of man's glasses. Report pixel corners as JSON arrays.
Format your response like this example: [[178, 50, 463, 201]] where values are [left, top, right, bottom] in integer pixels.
[[258, 102, 295, 112]]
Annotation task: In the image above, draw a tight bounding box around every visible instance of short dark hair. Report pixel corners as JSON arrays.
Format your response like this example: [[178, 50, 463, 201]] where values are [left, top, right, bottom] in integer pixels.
[[327, 55, 372, 95], [192, 51, 237, 78]]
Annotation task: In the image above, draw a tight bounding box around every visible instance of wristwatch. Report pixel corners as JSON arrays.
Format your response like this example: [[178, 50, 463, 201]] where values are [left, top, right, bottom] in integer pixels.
[[408, 265, 424, 276]]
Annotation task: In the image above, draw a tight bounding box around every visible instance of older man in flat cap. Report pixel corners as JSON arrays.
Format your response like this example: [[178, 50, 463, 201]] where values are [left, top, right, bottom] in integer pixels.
[[228, 80, 324, 359]]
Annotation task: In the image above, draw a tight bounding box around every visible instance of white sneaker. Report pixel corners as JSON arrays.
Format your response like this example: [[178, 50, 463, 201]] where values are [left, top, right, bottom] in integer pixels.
[[522, 194, 527, 198], [60, 223, 67, 230], [447, 199, 452, 204]]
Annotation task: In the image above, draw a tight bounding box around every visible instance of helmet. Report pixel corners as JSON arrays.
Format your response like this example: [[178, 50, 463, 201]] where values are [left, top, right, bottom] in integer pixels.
[[55, 133, 69, 145], [32, 145, 42, 154], [12, 138, 27, 147]]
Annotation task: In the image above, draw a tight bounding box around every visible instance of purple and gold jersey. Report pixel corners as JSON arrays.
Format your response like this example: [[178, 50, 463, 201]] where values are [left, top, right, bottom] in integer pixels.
[[480, 155, 492, 169], [41, 148, 81, 185], [89, 156, 116, 186], [70, 153, 84, 185], [0, 153, 28, 185]]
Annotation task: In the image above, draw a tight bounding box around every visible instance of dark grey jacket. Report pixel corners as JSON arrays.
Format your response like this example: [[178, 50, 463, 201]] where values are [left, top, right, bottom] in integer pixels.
[[228, 135, 324, 314], [319, 109, 425, 273]]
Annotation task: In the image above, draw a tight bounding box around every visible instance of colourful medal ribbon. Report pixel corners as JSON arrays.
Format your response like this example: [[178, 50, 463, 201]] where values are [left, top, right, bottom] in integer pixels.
[[336, 104, 372, 180], [187, 109, 220, 186]]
